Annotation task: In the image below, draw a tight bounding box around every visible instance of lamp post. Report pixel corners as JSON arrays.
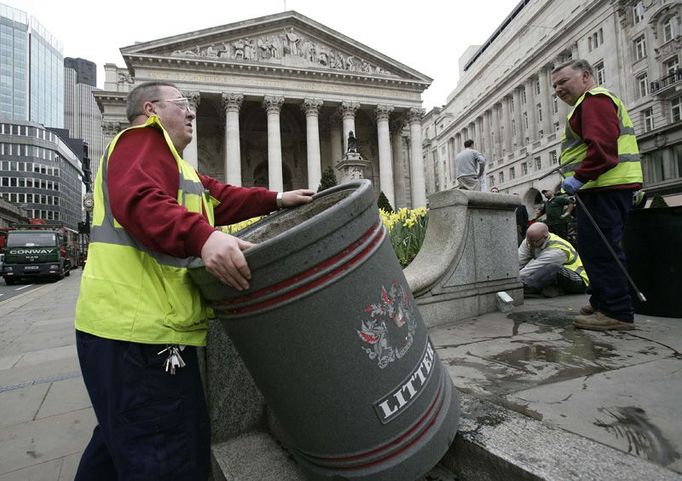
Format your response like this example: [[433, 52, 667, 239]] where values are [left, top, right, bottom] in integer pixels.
[[79, 143, 93, 265]]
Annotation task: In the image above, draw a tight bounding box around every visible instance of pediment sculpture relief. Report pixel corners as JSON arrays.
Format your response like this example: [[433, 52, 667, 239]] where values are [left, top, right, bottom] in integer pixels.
[[171, 27, 395, 76]]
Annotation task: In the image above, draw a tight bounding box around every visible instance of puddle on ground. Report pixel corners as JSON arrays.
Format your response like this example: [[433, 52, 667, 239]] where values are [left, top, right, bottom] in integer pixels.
[[594, 406, 680, 466], [498, 310, 618, 367], [508, 310, 575, 335]]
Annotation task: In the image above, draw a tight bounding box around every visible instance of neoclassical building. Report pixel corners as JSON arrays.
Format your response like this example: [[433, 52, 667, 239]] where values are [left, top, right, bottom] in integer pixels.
[[94, 11, 432, 208], [422, 0, 682, 212]]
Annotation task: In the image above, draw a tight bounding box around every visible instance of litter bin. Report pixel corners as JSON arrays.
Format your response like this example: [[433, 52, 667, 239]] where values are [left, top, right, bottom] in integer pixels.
[[624, 206, 682, 318], [189, 180, 459, 481]]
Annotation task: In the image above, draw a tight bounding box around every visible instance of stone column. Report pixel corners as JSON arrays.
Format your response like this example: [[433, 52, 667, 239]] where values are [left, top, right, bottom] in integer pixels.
[[513, 88, 523, 147], [486, 110, 495, 159], [263, 96, 285, 192], [391, 119, 407, 209], [539, 67, 553, 134], [330, 114, 343, 163], [407, 108, 426, 208], [302, 98, 323, 190], [376, 104, 395, 207], [526, 78, 537, 142], [340, 101, 360, 152], [222, 93, 243, 186], [183, 91, 200, 168], [503, 96, 513, 153], [477, 116, 486, 155]]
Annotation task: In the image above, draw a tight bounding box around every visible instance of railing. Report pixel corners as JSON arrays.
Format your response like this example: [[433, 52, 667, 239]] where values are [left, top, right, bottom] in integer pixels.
[[650, 68, 682, 94]]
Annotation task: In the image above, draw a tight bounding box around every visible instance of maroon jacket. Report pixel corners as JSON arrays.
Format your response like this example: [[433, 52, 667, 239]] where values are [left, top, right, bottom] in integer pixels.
[[107, 127, 277, 258], [569, 94, 641, 190]]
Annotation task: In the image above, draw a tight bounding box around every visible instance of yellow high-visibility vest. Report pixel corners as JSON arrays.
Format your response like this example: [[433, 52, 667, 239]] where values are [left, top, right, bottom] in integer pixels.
[[544, 233, 589, 286], [75, 115, 215, 346], [560, 87, 642, 189]]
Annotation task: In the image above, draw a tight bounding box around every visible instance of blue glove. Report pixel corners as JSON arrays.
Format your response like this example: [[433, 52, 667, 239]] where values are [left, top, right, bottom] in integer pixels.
[[562, 177, 584, 195]]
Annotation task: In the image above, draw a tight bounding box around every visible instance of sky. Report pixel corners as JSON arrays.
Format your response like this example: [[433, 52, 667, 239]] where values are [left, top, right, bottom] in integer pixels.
[[4, 0, 522, 110]]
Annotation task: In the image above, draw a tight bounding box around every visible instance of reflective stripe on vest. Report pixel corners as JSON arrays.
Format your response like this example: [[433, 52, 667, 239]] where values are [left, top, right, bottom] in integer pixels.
[[545, 233, 589, 285], [75, 115, 215, 346], [559, 87, 643, 189]]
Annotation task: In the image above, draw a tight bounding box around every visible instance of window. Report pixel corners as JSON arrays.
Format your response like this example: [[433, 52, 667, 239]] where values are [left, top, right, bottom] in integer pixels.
[[523, 112, 529, 129], [664, 56, 679, 76], [672, 96, 681, 122], [512, 120, 516, 137], [634, 35, 647, 60], [534, 79, 541, 95], [633, 1, 645, 24], [674, 143, 682, 179], [637, 72, 649, 98], [521, 162, 528, 175], [595, 62, 606, 85], [510, 97, 515, 114], [589, 28, 604, 51], [489, 175, 495, 187], [550, 150, 558, 164], [647, 151, 665, 183], [499, 171, 505, 184], [553, 95, 559, 114], [554, 121, 561, 131], [510, 166, 516, 179], [663, 16, 680, 44], [520, 88, 527, 104], [642, 108, 654, 132], [537, 103, 543, 122], [535, 157, 542, 170]]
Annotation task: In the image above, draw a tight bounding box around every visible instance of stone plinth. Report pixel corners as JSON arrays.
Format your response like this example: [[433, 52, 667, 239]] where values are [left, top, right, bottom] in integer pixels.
[[404, 188, 523, 328], [335, 151, 372, 183]]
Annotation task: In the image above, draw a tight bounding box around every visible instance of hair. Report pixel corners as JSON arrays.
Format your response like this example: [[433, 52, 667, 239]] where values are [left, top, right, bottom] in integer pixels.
[[551, 59, 594, 77], [464, 139, 474, 148], [126, 81, 179, 122]]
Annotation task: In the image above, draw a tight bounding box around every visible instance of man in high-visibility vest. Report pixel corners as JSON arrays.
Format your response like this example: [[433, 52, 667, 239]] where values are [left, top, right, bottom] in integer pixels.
[[552, 59, 642, 331], [519, 222, 588, 298], [73, 81, 314, 479]]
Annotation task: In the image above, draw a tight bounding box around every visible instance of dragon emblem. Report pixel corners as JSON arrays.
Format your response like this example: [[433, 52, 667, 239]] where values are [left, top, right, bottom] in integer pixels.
[[356, 282, 417, 369]]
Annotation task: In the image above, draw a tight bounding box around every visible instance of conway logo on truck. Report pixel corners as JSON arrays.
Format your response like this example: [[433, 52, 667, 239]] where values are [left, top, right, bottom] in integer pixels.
[[10, 248, 56, 255]]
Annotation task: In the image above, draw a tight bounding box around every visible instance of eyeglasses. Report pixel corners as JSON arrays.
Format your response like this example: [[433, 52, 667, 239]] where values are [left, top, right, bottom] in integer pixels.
[[529, 234, 548, 247], [150, 97, 192, 112]]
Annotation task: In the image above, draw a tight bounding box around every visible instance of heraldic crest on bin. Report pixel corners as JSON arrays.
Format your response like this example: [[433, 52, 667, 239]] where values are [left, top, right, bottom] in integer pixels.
[[356, 281, 417, 369]]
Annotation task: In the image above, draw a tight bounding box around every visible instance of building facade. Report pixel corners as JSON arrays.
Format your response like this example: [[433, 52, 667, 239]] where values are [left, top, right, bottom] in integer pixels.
[[0, 3, 64, 128], [422, 0, 682, 214], [64, 57, 97, 87], [0, 121, 84, 230], [95, 11, 431, 208], [64, 58, 103, 180]]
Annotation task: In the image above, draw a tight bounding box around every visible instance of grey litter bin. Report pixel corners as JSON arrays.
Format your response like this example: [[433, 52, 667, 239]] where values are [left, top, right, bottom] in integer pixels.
[[189, 180, 459, 481]]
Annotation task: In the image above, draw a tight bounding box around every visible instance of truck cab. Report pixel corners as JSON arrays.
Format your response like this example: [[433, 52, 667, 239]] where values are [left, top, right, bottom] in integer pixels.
[[2, 228, 74, 284]]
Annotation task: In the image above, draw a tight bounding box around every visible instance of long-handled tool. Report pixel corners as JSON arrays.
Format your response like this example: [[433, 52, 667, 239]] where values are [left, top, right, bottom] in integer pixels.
[[553, 170, 647, 303]]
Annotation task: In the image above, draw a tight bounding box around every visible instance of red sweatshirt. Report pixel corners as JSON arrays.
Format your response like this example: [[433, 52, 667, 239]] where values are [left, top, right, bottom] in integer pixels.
[[107, 127, 277, 258], [569, 94, 641, 190]]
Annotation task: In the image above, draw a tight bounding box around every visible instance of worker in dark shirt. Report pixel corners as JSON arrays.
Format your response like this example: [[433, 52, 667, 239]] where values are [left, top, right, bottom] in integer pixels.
[[535, 189, 574, 240]]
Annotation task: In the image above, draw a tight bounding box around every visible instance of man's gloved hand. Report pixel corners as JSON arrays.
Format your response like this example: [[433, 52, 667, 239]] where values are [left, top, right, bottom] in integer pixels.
[[562, 177, 584, 195]]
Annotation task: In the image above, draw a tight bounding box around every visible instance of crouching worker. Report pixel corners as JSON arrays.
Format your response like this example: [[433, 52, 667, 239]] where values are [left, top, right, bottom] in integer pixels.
[[518, 222, 588, 297]]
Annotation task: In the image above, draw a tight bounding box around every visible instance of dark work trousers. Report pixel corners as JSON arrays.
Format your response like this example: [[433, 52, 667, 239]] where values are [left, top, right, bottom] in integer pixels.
[[75, 330, 210, 481], [576, 189, 634, 322], [523, 263, 586, 294]]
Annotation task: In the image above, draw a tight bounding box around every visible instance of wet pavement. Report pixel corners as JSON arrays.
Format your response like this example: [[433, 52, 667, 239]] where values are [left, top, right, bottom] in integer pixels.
[[2, 273, 680, 480], [430, 293, 682, 476]]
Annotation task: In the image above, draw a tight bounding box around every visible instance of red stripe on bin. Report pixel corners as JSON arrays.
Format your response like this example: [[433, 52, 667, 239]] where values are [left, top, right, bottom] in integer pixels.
[[302, 377, 445, 469], [218, 221, 384, 315]]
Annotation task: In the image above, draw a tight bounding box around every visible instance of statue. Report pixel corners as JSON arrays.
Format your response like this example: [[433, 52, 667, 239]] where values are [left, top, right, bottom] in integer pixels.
[[347, 131, 359, 153]]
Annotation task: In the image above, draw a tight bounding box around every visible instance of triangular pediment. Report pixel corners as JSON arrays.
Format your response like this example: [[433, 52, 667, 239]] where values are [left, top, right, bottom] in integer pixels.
[[120, 11, 431, 85]]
